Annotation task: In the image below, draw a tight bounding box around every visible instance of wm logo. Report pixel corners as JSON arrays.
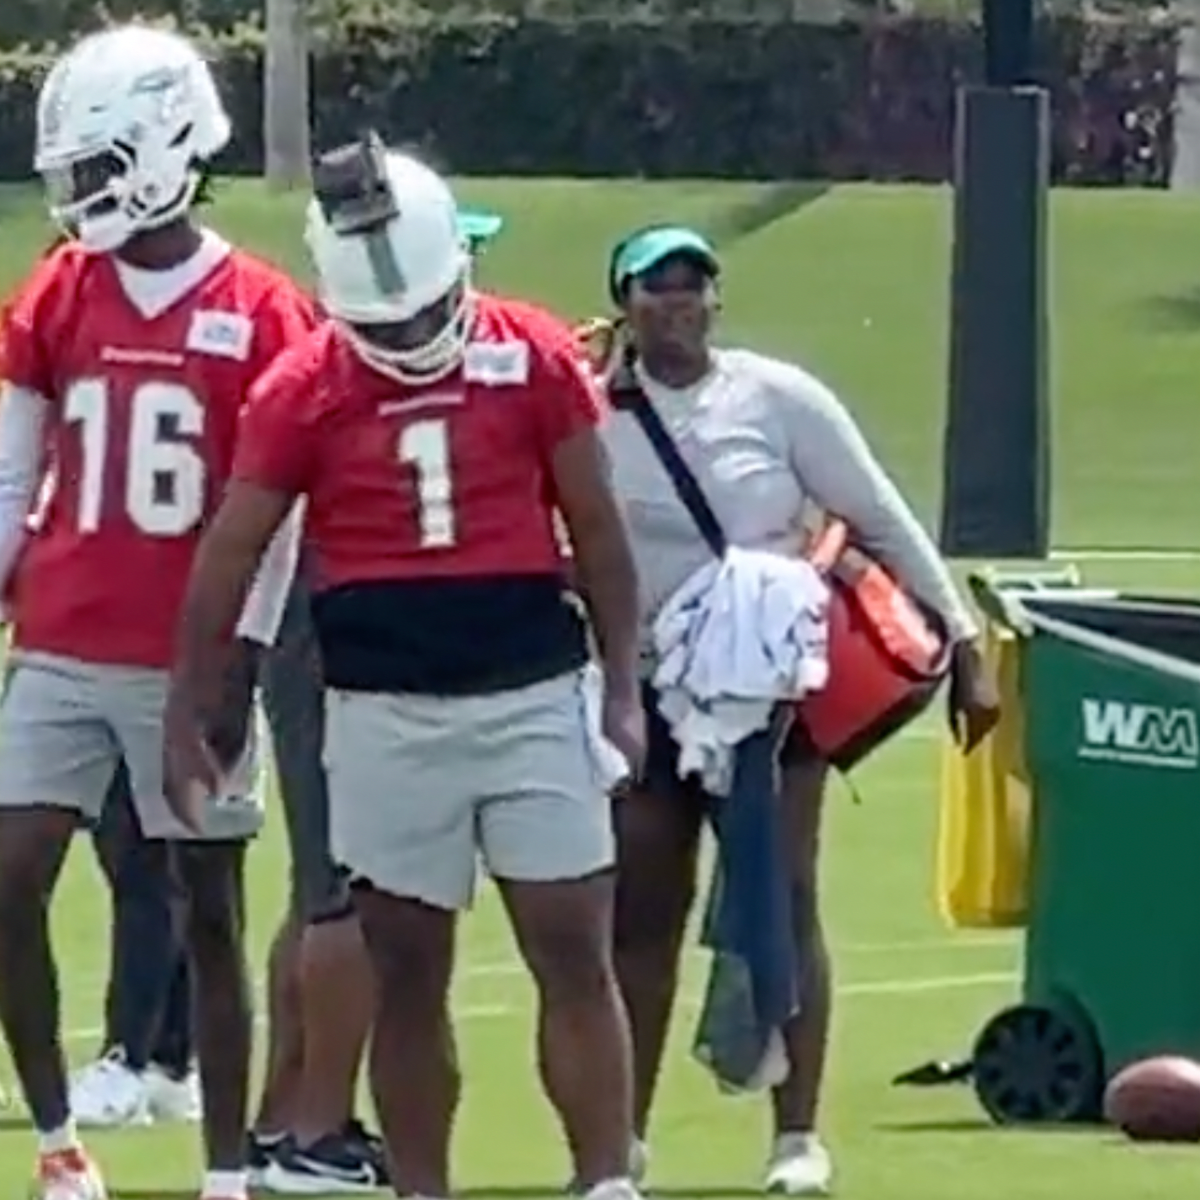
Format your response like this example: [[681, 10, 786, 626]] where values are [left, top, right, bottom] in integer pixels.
[[1079, 699, 1199, 769]]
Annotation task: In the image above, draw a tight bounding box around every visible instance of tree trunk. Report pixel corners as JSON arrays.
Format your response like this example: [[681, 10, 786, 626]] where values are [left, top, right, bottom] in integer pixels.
[[1172, 0, 1200, 188], [263, 0, 311, 190]]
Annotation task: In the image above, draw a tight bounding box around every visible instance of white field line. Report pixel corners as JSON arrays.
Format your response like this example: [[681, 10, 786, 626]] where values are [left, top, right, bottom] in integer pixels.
[[459, 935, 1017, 981], [67, 934, 1018, 1004], [828, 935, 1017, 954], [61, 932, 1014, 1020], [52, 968, 1016, 1044], [1049, 548, 1200, 563], [836, 970, 1015, 997], [672, 969, 1017, 1011], [60, 1001, 514, 1045]]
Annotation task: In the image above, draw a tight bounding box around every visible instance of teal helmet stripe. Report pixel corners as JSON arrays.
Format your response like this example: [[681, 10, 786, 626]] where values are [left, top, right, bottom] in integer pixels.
[[457, 208, 504, 244]]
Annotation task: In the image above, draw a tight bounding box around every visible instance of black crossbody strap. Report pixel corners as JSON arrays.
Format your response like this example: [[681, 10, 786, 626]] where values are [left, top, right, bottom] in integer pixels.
[[621, 378, 728, 557]]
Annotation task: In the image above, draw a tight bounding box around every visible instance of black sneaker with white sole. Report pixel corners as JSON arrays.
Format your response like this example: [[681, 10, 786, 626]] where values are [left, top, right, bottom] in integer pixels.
[[342, 1119, 386, 1164], [248, 1130, 286, 1187], [262, 1128, 389, 1194]]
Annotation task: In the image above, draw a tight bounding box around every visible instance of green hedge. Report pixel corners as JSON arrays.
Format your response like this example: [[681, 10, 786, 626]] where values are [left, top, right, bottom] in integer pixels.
[[0, 0, 909, 49], [0, 13, 1179, 185]]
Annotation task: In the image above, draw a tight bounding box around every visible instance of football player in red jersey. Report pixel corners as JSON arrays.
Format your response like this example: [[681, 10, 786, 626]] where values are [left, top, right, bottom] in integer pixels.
[[166, 137, 645, 1200], [0, 26, 311, 1200], [250, 206, 505, 1195]]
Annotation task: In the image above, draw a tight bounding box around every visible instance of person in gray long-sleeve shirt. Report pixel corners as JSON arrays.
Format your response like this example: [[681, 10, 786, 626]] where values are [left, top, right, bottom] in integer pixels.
[[594, 224, 1000, 1196]]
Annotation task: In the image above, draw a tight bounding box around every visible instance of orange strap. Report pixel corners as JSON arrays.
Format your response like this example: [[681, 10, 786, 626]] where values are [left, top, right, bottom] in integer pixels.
[[805, 518, 848, 573], [804, 516, 946, 678]]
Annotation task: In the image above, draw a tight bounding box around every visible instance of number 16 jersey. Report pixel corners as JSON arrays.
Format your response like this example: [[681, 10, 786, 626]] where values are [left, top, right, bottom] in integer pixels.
[[0, 237, 315, 668]]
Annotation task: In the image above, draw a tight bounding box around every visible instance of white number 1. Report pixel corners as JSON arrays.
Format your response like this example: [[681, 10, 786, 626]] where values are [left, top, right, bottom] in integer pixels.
[[398, 418, 456, 548]]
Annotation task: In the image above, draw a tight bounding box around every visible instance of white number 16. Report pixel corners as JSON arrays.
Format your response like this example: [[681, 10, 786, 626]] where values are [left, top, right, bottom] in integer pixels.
[[53, 378, 207, 537]]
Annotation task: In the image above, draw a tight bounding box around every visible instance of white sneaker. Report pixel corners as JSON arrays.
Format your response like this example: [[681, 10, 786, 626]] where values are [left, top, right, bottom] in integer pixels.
[[628, 1139, 649, 1185], [145, 1063, 202, 1123], [567, 1141, 648, 1193], [69, 1049, 151, 1128], [582, 1181, 644, 1200], [35, 1147, 107, 1200], [764, 1132, 833, 1195]]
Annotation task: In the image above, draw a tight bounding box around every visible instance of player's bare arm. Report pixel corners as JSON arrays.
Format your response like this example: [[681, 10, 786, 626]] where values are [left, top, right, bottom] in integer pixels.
[[551, 428, 645, 773], [165, 482, 294, 825]]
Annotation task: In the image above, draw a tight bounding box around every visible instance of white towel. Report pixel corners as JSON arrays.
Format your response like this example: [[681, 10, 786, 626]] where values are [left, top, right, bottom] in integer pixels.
[[579, 663, 632, 790], [652, 548, 830, 794]]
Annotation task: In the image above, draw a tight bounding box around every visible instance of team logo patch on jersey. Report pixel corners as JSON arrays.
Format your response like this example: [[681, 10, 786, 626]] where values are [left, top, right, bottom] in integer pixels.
[[186, 310, 253, 361], [463, 340, 529, 386]]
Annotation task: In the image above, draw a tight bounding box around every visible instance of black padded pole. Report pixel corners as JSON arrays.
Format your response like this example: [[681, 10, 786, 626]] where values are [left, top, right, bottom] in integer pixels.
[[983, 0, 1035, 86], [939, 85, 1051, 560], [938, 0, 1048, 559]]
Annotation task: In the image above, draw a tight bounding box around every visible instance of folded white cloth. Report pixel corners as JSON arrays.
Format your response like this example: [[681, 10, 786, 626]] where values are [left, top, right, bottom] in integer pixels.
[[579, 662, 632, 789], [652, 548, 830, 794]]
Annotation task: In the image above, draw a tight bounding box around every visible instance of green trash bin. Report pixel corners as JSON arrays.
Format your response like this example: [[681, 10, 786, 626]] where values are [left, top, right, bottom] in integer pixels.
[[967, 587, 1200, 1125]]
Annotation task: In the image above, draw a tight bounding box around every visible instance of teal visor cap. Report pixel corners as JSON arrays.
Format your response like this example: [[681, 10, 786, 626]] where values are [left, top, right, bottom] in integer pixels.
[[609, 225, 719, 301]]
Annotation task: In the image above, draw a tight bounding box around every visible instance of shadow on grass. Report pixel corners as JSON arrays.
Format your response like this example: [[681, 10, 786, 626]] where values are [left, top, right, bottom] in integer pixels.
[[1139, 289, 1200, 332], [113, 1192, 198, 1200], [461, 1190, 764, 1199], [115, 1188, 765, 1200], [706, 181, 832, 250], [877, 1117, 1103, 1136]]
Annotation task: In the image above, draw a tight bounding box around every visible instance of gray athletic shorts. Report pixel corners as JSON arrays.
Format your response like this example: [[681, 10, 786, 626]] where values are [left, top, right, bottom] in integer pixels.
[[0, 650, 261, 841], [260, 585, 351, 923], [326, 669, 615, 911]]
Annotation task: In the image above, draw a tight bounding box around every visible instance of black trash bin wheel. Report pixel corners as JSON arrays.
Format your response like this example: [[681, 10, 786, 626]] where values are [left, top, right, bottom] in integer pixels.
[[972, 1002, 1104, 1125]]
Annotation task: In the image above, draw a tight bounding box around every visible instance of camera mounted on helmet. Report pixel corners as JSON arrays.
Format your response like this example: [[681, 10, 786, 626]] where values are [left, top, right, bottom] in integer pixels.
[[313, 131, 398, 236], [313, 131, 407, 297]]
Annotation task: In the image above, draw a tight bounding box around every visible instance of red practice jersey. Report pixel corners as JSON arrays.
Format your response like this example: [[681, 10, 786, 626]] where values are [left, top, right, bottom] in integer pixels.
[[1, 239, 315, 668], [234, 293, 601, 694]]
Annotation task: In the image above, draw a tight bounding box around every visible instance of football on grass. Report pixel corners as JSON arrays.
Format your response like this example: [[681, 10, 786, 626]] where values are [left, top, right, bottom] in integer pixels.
[[1105, 1056, 1200, 1142]]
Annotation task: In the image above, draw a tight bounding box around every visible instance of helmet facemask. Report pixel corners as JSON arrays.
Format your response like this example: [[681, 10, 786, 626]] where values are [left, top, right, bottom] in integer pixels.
[[40, 134, 203, 253], [339, 270, 477, 387]]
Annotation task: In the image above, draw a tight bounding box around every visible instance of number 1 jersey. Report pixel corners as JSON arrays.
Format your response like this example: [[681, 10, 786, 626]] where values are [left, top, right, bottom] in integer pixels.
[[0, 238, 315, 668], [234, 294, 602, 694]]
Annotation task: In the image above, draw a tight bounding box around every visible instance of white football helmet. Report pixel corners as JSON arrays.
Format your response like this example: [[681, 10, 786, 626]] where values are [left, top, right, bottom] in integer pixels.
[[305, 150, 474, 385], [34, 25, 231, 252]]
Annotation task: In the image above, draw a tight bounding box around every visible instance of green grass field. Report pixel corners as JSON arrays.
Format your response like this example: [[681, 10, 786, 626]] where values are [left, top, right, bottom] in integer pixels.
[[1, 179, 1199, 1199]]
